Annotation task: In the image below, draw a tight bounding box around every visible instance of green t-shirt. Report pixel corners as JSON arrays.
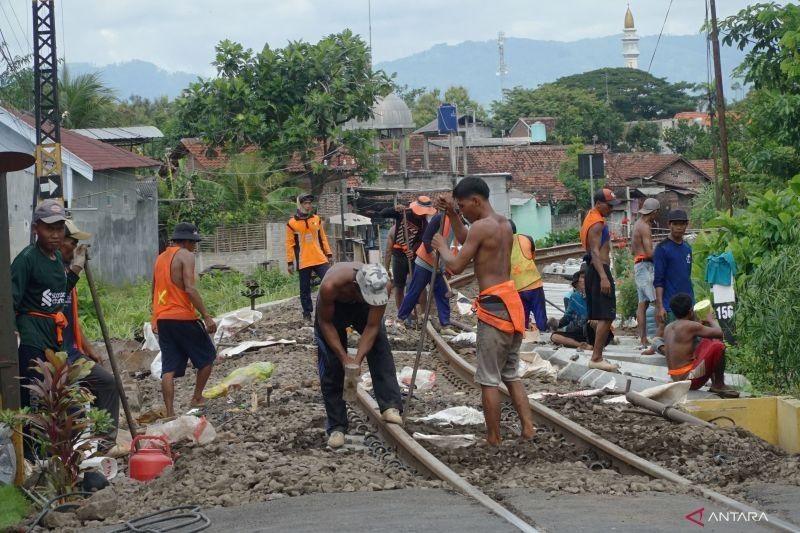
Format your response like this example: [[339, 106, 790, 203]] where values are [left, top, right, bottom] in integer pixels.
[[11, 244, 68, 351]]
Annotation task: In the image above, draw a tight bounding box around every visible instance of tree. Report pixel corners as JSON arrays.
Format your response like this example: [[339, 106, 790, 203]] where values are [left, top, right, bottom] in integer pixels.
[[551, 68, 699, 121], [492, 84, 624, 146], [557, 138, 595, 210], [176, 32, 393, 195], [618, 121, 662, 153], [59, 68, 117, 129], [0, 54, 34, 110], [400, 85, 486, 128], [662, 120, 713, 160]]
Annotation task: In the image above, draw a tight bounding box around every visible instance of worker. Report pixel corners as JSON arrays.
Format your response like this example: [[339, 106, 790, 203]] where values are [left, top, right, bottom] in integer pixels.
[[396, 206, 458, 334], [59, 219, 120, 444], [549, 267, 614, 350], [12, 200, 82, 410], [432, 177, 535, 447], [631, 197, 660, 349], [315, 262, 403, 449], [286, 193, 334, 321], [151, 222, 217, 417], [380, 197, 434, 324], [580, 189, 622, 372], [664, 293, 739, 397], [508, 220, 547, 333]]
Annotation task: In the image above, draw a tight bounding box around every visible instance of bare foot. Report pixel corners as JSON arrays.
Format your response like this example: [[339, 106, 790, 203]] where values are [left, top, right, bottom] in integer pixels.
[[190, 397, 207, 408], [521, 426, 536, 441], [477, 438, 501, 448], [640, 346, 657, 355], [709, 385, 740, 398]]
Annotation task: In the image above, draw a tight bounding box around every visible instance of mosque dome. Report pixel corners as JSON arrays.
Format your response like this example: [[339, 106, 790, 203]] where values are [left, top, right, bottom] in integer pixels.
[[343, 92, 415, 132], [624, 6, 635, 29]]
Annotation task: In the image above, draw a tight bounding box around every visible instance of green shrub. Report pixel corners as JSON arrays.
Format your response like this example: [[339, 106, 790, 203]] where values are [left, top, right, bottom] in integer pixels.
[[613, 248, 637, 319], [0, 485, 30, 530], [734, 245, 800, 394], [535, 227, 580, 248]]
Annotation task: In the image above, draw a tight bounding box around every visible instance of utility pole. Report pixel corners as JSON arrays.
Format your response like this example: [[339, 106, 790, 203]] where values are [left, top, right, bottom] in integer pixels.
[[496, 32, 508, 99], [709, 0, 733, 215]]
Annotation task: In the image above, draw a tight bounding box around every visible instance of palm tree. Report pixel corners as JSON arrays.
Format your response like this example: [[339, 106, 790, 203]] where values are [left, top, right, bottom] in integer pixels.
[[59, 67, 116, 129]]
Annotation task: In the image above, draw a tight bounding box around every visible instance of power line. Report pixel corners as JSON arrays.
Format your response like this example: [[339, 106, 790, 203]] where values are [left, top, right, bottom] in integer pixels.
[[0, 3, 26, 56], [7, 0, 31, 51], [647, 0, 675, 73]]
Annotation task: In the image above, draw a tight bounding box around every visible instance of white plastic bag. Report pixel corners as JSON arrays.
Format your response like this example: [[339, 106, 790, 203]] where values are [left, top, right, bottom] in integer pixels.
[[147, 415, 216, 445], [150, 352, 163, 381], [397, 366, 436, 391], [415, 406, 485, 426], [214, 309, 263, 342], [141, 323, 160, 351], [455, 292, 473, 316], [450, 332, 477, 345]]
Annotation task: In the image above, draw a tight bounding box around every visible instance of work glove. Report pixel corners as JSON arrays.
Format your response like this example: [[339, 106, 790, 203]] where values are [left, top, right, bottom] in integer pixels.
[[72, 244, 88, 269]]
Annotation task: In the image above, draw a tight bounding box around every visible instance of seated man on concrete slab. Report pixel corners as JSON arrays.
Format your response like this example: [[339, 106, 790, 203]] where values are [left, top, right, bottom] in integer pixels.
[[549, 267, 613, 351], [664, 293, 739, 398]]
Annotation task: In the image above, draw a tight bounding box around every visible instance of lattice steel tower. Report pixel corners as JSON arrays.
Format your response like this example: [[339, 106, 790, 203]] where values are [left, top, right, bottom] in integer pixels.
[[497, 31, 509, 98]]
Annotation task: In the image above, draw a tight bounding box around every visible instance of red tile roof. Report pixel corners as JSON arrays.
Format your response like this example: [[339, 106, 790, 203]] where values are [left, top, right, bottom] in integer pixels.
[[178, 138, 355, 174], [673, 112, 711, 127], [381, 144, 575, 203], [605, 153, 681, 187], [11, 109, 160, 170], [689, 159, 716, 178]]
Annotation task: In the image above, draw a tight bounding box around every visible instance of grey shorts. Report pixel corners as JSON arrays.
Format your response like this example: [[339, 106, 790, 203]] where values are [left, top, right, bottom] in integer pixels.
[[475, 320, 522, 387], [634, 261, 656, 303]]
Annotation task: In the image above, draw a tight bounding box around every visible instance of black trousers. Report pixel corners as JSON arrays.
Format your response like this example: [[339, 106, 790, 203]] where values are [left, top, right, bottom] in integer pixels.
[[299, 263, 330, 316], [314, 301, 402, 434]]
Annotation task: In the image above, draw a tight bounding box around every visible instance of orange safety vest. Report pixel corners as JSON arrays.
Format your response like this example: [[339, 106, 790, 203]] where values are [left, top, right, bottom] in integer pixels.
[[151, 246, 197, 327], [416, 215, 453, 269], [580, 208, 606, 250], [473, 280, 525, 335], [286, 214, 332, 270]]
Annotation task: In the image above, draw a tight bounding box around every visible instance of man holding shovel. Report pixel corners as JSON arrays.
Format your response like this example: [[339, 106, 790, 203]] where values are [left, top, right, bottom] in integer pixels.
[[315, 262, 403, 449], [151, 223, 217, 417], [59, 220, 120, 443]]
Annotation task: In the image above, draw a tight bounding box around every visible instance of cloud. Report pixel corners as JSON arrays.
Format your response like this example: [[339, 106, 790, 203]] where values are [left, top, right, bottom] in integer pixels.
[[0, 0, 756, 75]]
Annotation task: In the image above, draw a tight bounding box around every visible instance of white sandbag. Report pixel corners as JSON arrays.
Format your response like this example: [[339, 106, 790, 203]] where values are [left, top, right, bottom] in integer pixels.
[[150, 352, 162, 381], [141, 322, 160, 351]]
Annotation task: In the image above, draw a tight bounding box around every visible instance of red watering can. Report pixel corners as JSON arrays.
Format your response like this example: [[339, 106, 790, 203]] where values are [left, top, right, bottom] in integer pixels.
[[129, 435, 174, 481]]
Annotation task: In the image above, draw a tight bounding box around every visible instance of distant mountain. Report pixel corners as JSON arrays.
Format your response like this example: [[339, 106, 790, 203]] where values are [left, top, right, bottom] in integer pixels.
[[377, 34, 748, 106], [66, 60, 200, 101]]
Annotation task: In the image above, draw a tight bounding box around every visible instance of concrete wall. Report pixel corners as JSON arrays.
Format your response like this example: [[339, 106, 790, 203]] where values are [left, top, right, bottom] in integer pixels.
[[66, 170, 158, 285], [5, 168, 35, 255], [511, 199, 552, 241]]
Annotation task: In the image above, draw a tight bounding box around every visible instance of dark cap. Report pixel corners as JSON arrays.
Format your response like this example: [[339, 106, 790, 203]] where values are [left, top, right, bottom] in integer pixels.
[[667, 209, 689, 223], [34, 199, 67, 224], [298, 193, 315, 203], [171, 222, 202, 242], [593, 188, 622, 206]]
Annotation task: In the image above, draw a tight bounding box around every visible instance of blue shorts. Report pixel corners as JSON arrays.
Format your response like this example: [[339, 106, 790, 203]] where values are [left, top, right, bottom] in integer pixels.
[[156, 319, 216, 378], [519, 287, 547, 331]]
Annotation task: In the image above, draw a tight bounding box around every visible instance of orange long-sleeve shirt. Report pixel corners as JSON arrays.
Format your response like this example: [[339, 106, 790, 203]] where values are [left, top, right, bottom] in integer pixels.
[[286, 214, 332, 269]]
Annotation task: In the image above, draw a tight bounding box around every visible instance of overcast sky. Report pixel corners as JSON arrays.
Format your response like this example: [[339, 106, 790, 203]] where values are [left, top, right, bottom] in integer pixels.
[[1, 0, 757, 75]]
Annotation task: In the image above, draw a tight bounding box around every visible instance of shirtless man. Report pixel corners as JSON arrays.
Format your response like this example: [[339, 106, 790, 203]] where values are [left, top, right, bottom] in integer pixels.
[[631, 198, 660, 348], [315, 262, 403, 448], [664, 293, 738, 397], [579, 189, 622, 371], [151, 223, 217, 417], [432, 177, 535, 446]]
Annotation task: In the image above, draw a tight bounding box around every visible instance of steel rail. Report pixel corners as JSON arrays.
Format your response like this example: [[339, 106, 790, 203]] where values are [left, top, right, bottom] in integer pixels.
[[354, 388, 539, 533], [423, 313, 800, 533]]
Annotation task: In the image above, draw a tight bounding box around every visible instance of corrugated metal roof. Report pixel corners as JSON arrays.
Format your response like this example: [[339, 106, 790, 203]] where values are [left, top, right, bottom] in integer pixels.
[[72, 126, 164, 141]]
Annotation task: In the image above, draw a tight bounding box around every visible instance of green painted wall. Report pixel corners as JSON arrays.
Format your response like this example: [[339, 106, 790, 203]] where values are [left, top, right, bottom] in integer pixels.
[[511, 199, 552, 241]]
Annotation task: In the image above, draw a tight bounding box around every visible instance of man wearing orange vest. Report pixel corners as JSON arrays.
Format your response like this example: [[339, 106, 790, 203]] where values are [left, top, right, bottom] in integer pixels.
[[580, 189, 622, 372], [286, 193, 334, 321], [396, 210, 455, 331], [59, 220, 119, 443], [432, 177, 535, 447], [508, 220, 548, 332], [151, 223, 217, 417]]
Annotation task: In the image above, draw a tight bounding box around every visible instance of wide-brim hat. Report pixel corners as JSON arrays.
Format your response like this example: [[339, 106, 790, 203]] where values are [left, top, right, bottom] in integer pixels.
[[356, 264, 389, 306], [410, 195, 436, 216], [171, 222, 202, 241], [65, 219, 91, 240]]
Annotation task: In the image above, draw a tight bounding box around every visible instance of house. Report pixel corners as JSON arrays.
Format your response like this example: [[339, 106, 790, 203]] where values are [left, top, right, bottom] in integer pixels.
[[508, 117, 557, 141], [72, 126, 164, 152], [1, 106, 161, 284], [414, 113, 493, 139], [605, 152, 714, 227]]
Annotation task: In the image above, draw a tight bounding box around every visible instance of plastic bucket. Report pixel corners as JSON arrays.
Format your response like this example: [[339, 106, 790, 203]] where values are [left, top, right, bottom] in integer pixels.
[[694, 299, 712, 319]]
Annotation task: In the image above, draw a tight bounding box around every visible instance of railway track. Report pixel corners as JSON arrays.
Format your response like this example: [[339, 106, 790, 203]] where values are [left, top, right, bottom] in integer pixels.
[[351, 268, 800, 533]]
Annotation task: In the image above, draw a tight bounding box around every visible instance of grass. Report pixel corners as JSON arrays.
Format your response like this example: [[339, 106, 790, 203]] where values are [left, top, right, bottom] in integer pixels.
[[75, 267, 299, 341], [0, 485, 31, 530]]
